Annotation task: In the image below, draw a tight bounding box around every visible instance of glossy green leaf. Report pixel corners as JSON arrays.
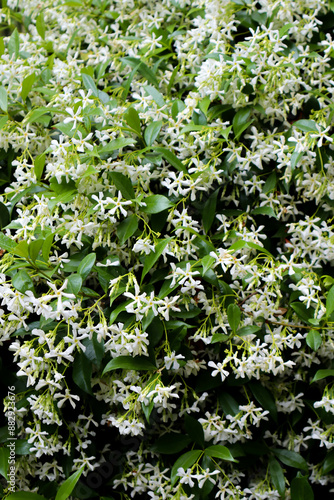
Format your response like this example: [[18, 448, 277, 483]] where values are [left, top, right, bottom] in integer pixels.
[[109, 172, 135, 200], [0, 233, 16, 253], [0, 202, 10, 229], [34, 152, 46, 180], [36, 13, 46, 39], [42, 233, 54, 262], [249, 382, 278, 422], [142, 195, 173, 214], [21, 73, 36, 101], [273, 449, 308, 471], [311, 369, 334, 383], [203, 189, 219, 233], [141, 238, 170, 282], [0, 446, 9, 480], [219, 392, 239, 416], [116, 214, 138, 245], [269, 456, 285, 497], [290, 474, 314, 500], [7, 493, 47, 500], [12, 270, 34, 294], [81, 73, 98, 97], [55, 467, 84, 500], [82, 332, 104, 368], [326, 284, 334, 317], [124, 107, 142, 136], [184, 414, 205, 448], [227, 303, 241, 333], [66, 274, 82, 296], [144, 120, 163, 147], [121, 56, 159, 87], [144, 84, 165, 107], [8, 28, 19, 59], [98, 137, 135, 154], [293, 119, 318, 133], [204, 445, 237, 462], [0, 87, 7, 112], [322, 450, 334, 475], [73, 352, 93, 395], [153, 147, 187, 173], [171, 450, 202, 486], [233, 107, 253, 139], [251, 207, 277, 218], [236, 325, 261, 336], [0, 114, 8, 130], [77, 253, 96, 281], [306, 329, 322, 351], [102, 356, 156, 375], [151, 432, 191, 454]]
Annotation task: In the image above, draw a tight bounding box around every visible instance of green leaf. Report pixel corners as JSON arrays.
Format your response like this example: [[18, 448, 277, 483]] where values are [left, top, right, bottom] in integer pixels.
[[144, 84, 165, 107], [219, 392, 239, 416], [153, 147, 187, 173], [151, 433, 191, 454], [290, 302, 314, 323], [293, 119, 318, 133], [204, 445, 237, 462], [142, 195, 173, 214], [249, 382, 278, 422], [124, 107, 142, 136], [233, 107, 253, 139], [227, 303, 241, 333], [291, 151, 303, 171], [272, 449, 308, 471], [236, 325, 261, 336], [55, 467, 84, 500], [311, 369, 334, 383], [34, 152, 46, 180], [98, 137, 135, 154], [82, 332, 104, 368], [269, 457, 285, 497], [42, 233, 54, 262], [326, 284, 334, 317], [251, 207, 277, 218], [116, 214, 138, 245], [0, 202, 10, 229], [28, 239, 44, 263], [66, 274, 82, 296], [171, 450, 202, 486], [201, 255, 216, 276], [72, 352, 93, 395], [15, 439, 32, 455], [0, 115, 8, 130], [77, 253, 96, 281], [141, 238, 170, 282], [109, 172, 135, 200], [306, 329, 322, 351], [184, 414, 205, 448], [8, 28, 19, 59], [36, 12, 46, 40], [7, 493, 47, 500], [203, 189, 219, 233], [322, 450, 334, 475], [102, 356, 157, 375], [81, 73, 98, 97], [0, 233, 16, 252], [290, 474, 314, 500], [0, 87, 7, 112], [48, 190, 77, 212], [12, 270, 34, 294], [0, 446, 9, 480], [21, 72, 36, 101], [180, 123, 206, 135], [121, 56, 159, 87], [144, 120, 163, 147], [171, 99, 186, 120]]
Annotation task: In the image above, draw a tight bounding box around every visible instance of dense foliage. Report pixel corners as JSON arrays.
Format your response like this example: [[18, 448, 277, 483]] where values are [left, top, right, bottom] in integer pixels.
[[1, 0, 334, 498]]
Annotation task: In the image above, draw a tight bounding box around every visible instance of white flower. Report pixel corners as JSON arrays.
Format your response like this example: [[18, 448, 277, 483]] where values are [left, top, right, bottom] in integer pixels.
[[54, 389, 80, 409], [208, 361, 229, 382]]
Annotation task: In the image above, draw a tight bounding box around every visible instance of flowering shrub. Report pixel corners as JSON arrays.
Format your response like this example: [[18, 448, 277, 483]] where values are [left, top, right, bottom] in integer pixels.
[[1, 0, 334, 498]]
